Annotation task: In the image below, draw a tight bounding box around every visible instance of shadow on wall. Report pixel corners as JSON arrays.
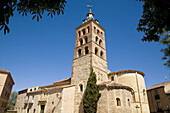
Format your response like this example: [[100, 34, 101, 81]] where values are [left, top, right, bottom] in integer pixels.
[[79, 99, 84, 113]]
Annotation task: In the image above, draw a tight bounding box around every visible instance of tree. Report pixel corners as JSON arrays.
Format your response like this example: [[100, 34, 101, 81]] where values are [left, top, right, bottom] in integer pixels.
[[83, 69, 101, 113], [6, 91, 18, 110], [137, 0, 170, 67], [0, 0, 67, 34]]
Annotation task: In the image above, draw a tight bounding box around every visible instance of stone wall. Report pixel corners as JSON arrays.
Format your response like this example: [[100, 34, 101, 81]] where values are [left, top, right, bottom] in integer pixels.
[[111, 73, 150, 113], [98, 86, 133, 113]]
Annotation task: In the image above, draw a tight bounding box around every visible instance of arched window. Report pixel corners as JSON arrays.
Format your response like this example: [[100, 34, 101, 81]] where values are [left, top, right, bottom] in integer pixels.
[[78, 49, 81, 57], [85, 46, 89, 55], [99, 39, 102, 46], [85, 36, 88, 43], [96, 36, 98, 42], [127, 99, 130, 106], [95, 47, 98, 55], [116, 98, 121, 106], [100, 51, 103, 58], [97, 30, 100, 34], [111, 76, 114, 81], [101, 32, 103, 36], [82, 29, 86, 35], [94, 26, 96, 30], [78, 31, 81, 37], [79, 84, 83, 92], [87, 26, 90, 33], [79, 39, 83, 46]]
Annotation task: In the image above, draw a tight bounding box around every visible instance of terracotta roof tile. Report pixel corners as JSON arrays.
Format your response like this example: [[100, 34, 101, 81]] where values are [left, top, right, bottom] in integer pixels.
[[109, 70, 145, 77], [147, 81, 170, 90]]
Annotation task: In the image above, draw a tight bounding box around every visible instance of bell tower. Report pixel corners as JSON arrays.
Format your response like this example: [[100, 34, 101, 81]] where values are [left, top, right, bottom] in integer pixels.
[[71, 2, 108, 113]]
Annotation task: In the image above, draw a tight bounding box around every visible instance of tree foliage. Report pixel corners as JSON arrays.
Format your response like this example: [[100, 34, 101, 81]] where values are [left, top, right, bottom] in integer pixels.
[[83, 69, 101, 113], [6, 91, 18, 110], [137, 0, 170, 67], [0, 0, 67, 34]]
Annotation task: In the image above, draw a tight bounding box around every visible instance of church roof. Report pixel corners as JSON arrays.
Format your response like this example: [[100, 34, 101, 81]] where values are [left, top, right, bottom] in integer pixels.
[[0, 69, 8, 72], [108, 70, 145, 77], [47, 84, 75, 90], [147, 81, 170, 91], [98, 81, 134, 93], [0, 68, 15, 85], [40, 78, 71, 89]]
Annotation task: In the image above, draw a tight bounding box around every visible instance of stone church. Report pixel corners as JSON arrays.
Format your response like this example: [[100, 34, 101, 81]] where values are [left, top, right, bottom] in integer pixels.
[[15, 5, 150, 113]]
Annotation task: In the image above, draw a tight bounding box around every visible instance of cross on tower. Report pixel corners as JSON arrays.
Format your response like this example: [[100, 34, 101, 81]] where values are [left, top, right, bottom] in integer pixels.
[[87, 0, 92, 9]]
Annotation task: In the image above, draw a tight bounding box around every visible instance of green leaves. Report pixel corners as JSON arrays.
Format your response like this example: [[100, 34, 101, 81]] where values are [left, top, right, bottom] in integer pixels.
[[137, 0, 170, 67], [83, 69, 101, 113], [0, 0, 16, 34], [0, 0, 67, 34], [6, 91, 18, 110]]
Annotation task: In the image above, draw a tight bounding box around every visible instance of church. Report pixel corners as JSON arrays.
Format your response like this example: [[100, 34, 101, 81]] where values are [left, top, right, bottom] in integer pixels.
[[15, 4, 150, 113]]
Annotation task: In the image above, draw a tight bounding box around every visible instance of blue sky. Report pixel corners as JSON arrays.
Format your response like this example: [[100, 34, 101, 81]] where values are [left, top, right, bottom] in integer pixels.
[[0, 0, 169, 92]]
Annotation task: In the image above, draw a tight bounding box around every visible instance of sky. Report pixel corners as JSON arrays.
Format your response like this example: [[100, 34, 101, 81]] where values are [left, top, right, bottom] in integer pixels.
[[0, 0, 169, 92]]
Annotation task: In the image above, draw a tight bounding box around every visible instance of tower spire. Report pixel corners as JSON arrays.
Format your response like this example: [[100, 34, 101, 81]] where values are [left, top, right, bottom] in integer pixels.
[[83, 1, 94, 23]]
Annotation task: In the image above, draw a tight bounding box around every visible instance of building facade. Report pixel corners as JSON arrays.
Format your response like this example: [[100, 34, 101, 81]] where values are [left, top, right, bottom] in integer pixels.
[[15, 6, 150, 113], [147, 81, 170, 113], [0, 69, 15, 113]]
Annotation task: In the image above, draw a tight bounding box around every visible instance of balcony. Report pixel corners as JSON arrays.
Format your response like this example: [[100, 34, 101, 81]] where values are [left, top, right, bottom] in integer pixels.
[[155, 94, 160, 100]]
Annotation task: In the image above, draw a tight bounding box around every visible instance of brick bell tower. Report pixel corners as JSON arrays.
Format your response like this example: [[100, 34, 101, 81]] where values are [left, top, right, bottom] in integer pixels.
[[71, 3, 108, 113]]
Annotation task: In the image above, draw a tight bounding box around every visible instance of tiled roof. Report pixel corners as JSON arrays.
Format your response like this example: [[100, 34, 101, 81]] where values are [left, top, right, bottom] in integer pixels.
[[108, 70, 145, 77], [40, 78, 71, 89], [147, 81, 170, 91], [98, 81, 134, 92], [47, 84, 75, 90], [98, 81, 124, 86], [0, 69, 15, 84]]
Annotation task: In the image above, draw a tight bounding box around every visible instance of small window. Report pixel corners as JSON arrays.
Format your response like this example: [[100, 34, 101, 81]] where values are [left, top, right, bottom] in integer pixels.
[[33, 109, 36, 113], [111, 76, 114, 81], [116, 98, 121, 106], [79, 84, 83, 92], [85, 47, 89, 55], [1, 102, 3, 107], [78, 49, 81, 57], [96, 36, 98, 42], [95, 47, 98, 55], [87, 26, 90, 33], [79, 39, 83, 46], [100, 51, 103, 58], [30, 89, 32, 91], [157, 102, 162, 111], [78, 31, 81, 37], [101, 32, 103, 36], [97, 30, 100, 34], [85, 36, 88, 43], [52, 102, 54, 104], [34, 88, 36, 91], [127, 99, 130, 106], [99, 39, 102, 46], [154, 90, 158, 95], [94, 26, 96, 30], [82, 29, 86, 35]]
